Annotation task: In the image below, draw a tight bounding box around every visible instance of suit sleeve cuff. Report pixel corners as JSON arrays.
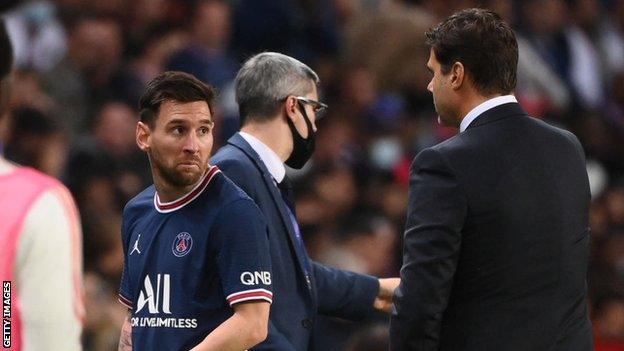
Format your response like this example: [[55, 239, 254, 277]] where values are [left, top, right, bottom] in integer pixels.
[[344, 273, 381, 319], [359, 274, 381, 311]]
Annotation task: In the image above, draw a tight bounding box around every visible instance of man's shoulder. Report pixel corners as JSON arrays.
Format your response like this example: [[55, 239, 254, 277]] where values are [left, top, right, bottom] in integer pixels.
[[422, 133, 468, 159], [209, 171, 255, 205], [212, 145, 262, 186], [5, 166, 62, 190], [123, 185, 155, 220], [525, 116, 581, 144], [474, 113, 581, 153], [437, 114, 573, 150], [212, 143, 250, 165], [207, 172, 264, 225], [0, 167, 71, 213], [420, 115, 584, 177]]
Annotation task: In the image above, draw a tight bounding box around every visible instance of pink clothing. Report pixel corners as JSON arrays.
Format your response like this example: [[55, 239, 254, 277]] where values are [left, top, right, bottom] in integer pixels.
[[0, 167, 77, 351]]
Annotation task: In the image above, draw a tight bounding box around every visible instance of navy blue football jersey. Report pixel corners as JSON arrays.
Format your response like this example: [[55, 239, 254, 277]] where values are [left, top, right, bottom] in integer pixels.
[[118, 166, 272, 350]]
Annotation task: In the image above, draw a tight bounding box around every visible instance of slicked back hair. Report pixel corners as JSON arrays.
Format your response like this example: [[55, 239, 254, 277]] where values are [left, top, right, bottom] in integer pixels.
[[235, 52, 319, 125], [139, 71, 216, 128], [425, 8, 518, 96]]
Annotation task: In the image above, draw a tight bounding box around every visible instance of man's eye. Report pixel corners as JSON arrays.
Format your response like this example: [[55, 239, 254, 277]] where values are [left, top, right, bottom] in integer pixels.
[[199, 127, 210, 135], [172, 127, 184, 135]]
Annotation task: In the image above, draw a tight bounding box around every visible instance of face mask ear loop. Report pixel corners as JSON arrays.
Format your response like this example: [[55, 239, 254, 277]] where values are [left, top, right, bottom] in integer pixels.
[[297, 101, 314, 140]]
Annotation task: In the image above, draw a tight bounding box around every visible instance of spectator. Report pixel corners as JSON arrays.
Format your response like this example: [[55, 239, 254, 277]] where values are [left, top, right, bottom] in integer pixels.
[[166, 0, 237, 89]]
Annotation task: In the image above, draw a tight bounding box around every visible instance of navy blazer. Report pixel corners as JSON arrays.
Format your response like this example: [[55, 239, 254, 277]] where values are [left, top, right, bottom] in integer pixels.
[[212, 133, 380, 351], [390, 103, 593, 350]]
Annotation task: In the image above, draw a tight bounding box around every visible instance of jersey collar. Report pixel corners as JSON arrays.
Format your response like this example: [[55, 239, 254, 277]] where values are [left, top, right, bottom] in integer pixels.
[[154, 165, 220, 213]]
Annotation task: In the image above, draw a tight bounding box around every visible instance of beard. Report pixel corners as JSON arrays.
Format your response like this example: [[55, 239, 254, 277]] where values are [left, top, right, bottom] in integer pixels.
[[437, 111, 456, 127], [434, 100, 460, 128], [148, 148, 205, 188]]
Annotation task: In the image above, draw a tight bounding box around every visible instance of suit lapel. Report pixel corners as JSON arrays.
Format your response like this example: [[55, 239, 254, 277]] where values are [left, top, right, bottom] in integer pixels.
[[227, 134, 313, 289]]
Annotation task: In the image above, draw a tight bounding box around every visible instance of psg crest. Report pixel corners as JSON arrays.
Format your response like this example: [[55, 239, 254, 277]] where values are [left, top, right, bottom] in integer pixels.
[[172, 232, 193, 257]]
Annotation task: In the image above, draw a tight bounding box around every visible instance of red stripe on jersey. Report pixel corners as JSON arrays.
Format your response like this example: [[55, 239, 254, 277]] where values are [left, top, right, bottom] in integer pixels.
[[227, 289, 273, 305], [118, 293, 133, 309], [155, 166, 220, 212]]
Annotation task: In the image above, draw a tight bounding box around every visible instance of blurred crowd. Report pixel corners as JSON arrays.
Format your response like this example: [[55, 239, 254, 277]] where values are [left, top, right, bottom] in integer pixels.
[[1, 0, 624, 349]]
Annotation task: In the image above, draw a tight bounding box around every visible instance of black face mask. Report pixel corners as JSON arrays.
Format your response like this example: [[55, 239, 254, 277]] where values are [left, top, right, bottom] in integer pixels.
[[285, 101, 316, 169]]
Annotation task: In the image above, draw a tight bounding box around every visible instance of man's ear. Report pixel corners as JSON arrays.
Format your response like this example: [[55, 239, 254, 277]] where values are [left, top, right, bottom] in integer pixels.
[[284, 95, 299, 121], [136, 121, 151, 152], [450, 61, 465, 90]]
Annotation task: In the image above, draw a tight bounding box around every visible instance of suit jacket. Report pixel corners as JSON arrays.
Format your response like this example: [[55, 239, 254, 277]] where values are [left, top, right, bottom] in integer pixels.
[[390, 103, 593, 351], [212, 133, 380, 351]]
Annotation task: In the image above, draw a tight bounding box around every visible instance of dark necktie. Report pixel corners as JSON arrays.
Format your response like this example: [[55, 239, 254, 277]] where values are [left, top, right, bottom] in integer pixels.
[[276, 176, 312, 288], [277, 176, 296, 216]]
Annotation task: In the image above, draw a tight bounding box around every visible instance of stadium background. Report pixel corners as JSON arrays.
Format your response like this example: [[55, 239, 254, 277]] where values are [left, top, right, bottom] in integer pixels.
[[1, 0, 623, 349]]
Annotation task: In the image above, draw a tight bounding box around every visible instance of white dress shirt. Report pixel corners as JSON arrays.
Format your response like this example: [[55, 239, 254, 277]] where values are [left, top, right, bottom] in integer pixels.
[[239, 131, 286, 183], [459, 95, 518, 133]]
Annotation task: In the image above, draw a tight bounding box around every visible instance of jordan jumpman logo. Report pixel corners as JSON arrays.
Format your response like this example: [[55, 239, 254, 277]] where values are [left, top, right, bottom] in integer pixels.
[[130, 234, 141, 255]]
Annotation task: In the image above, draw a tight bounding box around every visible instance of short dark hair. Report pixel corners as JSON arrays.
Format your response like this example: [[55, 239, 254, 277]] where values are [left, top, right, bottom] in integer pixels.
[[139, 71, 216, 128], [0, 21, 12, 80], [0, 20, 13, 119], [425, 8, 518, 96]]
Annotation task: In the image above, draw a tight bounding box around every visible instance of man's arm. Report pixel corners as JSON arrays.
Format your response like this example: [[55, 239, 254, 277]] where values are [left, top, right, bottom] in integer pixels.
[[190, 301, 270, 351], [312, 264, 399, 317], [118, 310, 132, 351], [210, 198, 273, 349], [216, 149, 400, 316], [16, 186, 84, 351], [389, 148, 467, 351], [312, 262, 380, 319]]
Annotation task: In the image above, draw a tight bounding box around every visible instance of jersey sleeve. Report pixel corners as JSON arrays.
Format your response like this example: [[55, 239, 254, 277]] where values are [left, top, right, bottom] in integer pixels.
[[118, 212, 134, 309], [212, 199, 273, 307]]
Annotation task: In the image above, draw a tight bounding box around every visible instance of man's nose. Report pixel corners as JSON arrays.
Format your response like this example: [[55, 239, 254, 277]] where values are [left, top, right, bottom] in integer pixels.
[[183, 133, 199, 153]]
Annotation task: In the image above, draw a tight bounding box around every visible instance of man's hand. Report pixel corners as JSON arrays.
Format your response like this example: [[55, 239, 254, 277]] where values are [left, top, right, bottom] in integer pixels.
[[374, 278, 400, 313], [189, 301, 270, 351], [118, 310, 132, 351]]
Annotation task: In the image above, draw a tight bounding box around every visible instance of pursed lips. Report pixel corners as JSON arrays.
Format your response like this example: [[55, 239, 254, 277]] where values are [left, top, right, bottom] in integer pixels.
[[179, 159, 201, 167]]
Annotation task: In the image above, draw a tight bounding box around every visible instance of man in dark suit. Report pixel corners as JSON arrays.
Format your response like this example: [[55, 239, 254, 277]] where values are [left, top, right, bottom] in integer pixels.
[[390, 8, 593, 351], [212, 52, 399, 350]]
